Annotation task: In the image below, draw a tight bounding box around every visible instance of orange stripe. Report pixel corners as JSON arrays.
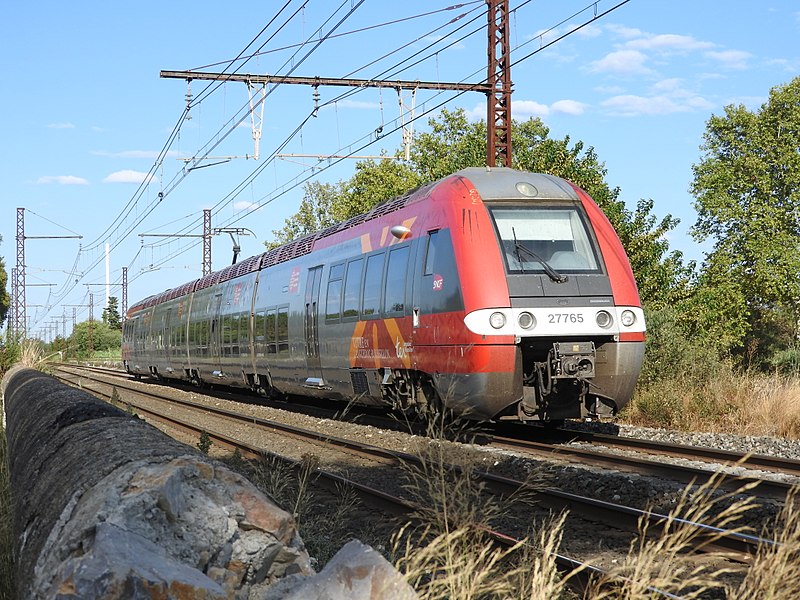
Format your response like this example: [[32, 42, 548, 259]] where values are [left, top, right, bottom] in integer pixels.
[[384, 318, 411, 369]]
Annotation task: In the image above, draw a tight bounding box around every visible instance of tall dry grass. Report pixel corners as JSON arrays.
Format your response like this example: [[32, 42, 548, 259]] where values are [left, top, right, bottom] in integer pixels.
[[585, 472, 759, 599], [727, 488, 800, 598], [392, 413, 574, 600], [625, 369, 800, 438]]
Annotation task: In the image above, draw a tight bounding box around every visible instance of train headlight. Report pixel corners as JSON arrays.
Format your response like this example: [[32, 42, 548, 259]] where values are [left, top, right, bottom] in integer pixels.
[[489, 311, 507, 329], [518, 311, 536, 330], [621, 310, 636, 327], [596, 310, 613, 329]]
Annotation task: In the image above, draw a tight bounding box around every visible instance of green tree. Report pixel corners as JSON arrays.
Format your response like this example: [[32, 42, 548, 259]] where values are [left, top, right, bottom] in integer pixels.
[[102, 296, 122, 331], [0, 235, 9, 329], [270, 181, 343, 248], [68, 320, 121, 358], [691, 76, 800, 357]]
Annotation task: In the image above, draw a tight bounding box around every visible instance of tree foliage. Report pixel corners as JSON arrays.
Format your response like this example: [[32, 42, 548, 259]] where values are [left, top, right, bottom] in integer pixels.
[[0, 235, 9, 329], [68, 320, 121, 358], [691, 75, 800, 359], [102, 296, 122, 331]]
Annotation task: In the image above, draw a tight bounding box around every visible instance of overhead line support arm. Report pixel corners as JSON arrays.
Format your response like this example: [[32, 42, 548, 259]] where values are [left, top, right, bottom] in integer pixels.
[[160, 70, 492, 94]]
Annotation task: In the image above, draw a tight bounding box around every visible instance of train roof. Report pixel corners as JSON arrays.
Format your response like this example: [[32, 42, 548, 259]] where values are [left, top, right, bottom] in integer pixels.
[[126, 168, 581, 316], [455, 167, 580, 202]]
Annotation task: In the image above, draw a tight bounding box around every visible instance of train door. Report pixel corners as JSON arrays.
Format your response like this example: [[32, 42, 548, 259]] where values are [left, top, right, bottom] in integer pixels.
[[304, 266, 324, 386], [411, 228, 464, 346], [210, 293, 223, 373], [163, 307, 172, 372]]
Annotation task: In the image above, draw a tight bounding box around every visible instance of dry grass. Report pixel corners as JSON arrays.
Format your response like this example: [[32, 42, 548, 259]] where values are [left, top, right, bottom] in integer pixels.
[[392, 414, 573, 600], [585, 472, 759, 599], [18, 339, 44, 368], [728, 488, 800, 598], [625, 370, 800, 438]]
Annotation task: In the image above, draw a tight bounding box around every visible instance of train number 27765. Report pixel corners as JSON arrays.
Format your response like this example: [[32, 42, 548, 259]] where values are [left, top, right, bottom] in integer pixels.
[[547, 313, 584, 324]]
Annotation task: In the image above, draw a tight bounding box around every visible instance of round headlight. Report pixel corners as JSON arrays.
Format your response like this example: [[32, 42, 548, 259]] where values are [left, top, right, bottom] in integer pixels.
[[621, 310, 636, 327], [489, 311, 507, 329], [518, 311, 536, 330], [596, 310, 613, 329]]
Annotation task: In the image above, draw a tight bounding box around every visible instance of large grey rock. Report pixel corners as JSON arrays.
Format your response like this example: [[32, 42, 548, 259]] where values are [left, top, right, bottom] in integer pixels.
[[2, 369, 310, 599], [258, 540, 417, 600], [2, 368, 417, 600]]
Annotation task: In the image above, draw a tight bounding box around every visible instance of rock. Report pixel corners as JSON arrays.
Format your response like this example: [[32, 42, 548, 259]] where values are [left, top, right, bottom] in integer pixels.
[[258, 540, 418, 600]]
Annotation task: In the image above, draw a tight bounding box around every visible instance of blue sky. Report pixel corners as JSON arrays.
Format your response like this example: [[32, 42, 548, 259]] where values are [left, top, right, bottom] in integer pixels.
[[1, 1, 798, 340]]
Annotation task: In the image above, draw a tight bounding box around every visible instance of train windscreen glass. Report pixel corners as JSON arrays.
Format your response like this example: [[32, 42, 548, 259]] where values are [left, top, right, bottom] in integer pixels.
[[489, 206, 599, 274]]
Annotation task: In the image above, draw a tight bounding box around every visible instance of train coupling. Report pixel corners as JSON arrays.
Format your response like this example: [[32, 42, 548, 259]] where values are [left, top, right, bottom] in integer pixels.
[[551, 341, 596, 380]]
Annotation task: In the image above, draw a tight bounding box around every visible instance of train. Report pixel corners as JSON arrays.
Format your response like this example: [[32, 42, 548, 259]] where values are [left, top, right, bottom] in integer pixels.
[[122, 166, 646, 422]]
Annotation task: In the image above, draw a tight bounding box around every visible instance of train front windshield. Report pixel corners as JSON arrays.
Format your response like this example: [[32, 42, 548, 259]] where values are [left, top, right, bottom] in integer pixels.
[[488, 206, 600, 275]]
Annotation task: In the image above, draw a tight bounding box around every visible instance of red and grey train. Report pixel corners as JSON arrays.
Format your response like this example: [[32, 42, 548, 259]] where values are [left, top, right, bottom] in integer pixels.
[[122, 167, 645, 422]]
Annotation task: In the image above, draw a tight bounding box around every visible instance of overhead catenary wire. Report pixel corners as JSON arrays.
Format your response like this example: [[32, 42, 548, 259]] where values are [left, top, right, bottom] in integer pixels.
[[127, 0, 634, 280], [39, 0, 633, 331], [32, 1, 365, 329]]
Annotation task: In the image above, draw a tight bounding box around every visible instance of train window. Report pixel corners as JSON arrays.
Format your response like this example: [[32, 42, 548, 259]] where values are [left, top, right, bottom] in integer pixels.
[[265, 310, 277, 354], [326, 279, 342, 321], [489, 206, 599, 273], [342, 259, 364, 319], [241, 312, 250, 356], [362, 253, 384, 317], [384, 245, 410, 313], [424, 230, 440, 276], [277, 307, 289, 353], [325, 262, 345, 322], [329, 263, 345, 280], [254, 311, 266, 357], [222, 315, 234, 356]]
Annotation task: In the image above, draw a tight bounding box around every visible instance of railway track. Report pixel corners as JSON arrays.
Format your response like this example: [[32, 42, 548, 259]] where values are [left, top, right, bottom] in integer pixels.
[[53, 363, 774, 569], [62, 363, 800, 499]]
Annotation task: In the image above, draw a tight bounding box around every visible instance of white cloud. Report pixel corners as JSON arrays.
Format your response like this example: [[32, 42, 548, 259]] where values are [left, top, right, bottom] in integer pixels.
[[36, 175, 89, 185], [601, 87, 713, 116], [465, 98, 586, 121], [589, 50, 650, 75], [103, 170, 154, 184], [512, 100, 550, 118], [572, 22, 602, 38], [604, 24, 644, 39], [551, 100, 588, 116], [705, 49, 752, 70], [47, 122, 75, 129], [626, 34, 714, 53]]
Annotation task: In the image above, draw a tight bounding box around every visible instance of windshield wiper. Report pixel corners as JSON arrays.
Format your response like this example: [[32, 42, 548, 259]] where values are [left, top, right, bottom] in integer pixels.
[[511, 228, 569, 283]]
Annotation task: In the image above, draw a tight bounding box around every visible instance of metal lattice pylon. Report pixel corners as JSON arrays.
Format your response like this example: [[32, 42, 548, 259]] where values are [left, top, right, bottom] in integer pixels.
[[15, 208, 26, 338], [487, 0, 512, 167]]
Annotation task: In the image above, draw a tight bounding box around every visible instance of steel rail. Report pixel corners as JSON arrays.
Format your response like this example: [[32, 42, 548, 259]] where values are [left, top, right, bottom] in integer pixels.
[[487, 435, 793, 500], [497, 423, 800, 478]]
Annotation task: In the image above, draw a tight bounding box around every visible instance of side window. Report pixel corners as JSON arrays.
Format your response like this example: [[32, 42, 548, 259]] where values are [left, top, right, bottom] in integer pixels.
[[325, 263, 344, 322], [362, 252, 384, 317], [254, 311, 266, 356], [277, 307, 289, 353], [265, 309, 277, 354], [424, 230, 440, 275], [384, 245, 410, 314], [342, 259, 364, 319]]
